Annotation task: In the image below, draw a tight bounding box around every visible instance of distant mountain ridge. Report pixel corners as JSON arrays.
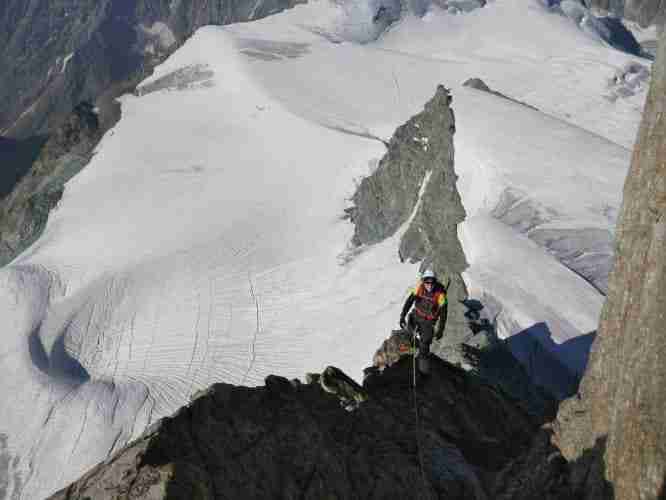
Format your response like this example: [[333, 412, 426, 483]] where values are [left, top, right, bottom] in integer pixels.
[[0, 0, 303, 140]]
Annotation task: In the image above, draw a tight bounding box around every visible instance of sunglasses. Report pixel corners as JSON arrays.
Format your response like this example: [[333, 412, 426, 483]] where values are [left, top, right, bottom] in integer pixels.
[[423, 280, 435, 285]]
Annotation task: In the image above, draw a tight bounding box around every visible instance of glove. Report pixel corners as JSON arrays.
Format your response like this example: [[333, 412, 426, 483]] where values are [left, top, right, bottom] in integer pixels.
[[399, 317, 406, 329]]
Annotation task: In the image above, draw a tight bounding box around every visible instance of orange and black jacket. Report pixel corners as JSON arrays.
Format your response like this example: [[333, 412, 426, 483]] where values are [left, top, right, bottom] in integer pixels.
[[401, 280, 448, 325]]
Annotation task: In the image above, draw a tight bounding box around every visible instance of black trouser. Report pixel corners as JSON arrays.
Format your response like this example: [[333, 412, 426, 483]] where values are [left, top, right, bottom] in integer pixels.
[[408, 312, 434, 356]]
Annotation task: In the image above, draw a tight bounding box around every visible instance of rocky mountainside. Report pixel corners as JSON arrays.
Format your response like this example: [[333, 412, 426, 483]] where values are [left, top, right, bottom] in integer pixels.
[[0, 0, 303, 140], [555, 28, 666, 500], [48, 356, 571, 500], [0, 102, 101, 266]]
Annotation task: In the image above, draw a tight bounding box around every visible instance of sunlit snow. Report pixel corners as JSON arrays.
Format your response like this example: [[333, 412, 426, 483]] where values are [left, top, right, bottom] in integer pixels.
[[0, 0, 647, 497]]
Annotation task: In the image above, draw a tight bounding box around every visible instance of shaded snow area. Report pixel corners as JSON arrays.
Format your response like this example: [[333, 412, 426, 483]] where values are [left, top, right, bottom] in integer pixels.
[[0, 0, 647, 498]]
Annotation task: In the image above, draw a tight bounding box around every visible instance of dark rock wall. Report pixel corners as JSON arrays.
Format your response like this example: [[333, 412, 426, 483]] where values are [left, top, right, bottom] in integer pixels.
[[349, 85, 469, 347], [48, 359, 571, 500], [0, 136, 48, 199], [0, 102, 101, 266], [556, 29, 666, 500], [0, 0, 303, 140]]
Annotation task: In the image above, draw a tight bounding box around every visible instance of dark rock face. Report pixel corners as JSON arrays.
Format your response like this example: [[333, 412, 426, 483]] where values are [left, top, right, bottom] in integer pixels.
[[349, 85, 469, 347], [0, 136, 48, 199], [0, 102, 101, 266], [49, 358, 572, 500], [373, 325, 559, 420], [0, 0, 303, 140], [555, 30, 666, 500]]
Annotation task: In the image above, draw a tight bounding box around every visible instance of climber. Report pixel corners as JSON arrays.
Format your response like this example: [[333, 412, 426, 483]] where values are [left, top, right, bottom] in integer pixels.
[[399, 269, 448, 362]]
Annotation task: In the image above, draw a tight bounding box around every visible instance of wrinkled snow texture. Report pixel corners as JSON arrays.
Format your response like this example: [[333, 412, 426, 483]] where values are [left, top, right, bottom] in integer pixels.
[[0, 0, 647, 498]]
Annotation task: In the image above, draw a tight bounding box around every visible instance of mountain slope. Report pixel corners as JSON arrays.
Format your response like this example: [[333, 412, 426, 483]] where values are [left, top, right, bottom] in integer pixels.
[[0, 1, 651, 498]]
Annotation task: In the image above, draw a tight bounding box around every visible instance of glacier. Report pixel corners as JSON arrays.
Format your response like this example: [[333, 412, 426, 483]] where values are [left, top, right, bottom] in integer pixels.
[[0, 0, 648, 498]]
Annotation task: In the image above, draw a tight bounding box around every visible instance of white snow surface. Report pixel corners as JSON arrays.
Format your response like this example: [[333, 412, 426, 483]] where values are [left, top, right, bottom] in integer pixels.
[[0, 0, 646, 498]]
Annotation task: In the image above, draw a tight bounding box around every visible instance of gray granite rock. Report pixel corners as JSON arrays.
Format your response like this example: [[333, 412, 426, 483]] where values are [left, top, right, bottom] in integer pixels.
[[349, 85, 469, 349], [555, 29, 666, 500]]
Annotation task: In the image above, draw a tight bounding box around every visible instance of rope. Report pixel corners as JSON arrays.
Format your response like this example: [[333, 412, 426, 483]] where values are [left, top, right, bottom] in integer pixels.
[[410, 325, 430, 498]]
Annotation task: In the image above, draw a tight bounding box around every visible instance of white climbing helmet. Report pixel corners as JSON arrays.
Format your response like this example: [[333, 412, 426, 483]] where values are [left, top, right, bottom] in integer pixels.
[[421, 269, 437, 281]]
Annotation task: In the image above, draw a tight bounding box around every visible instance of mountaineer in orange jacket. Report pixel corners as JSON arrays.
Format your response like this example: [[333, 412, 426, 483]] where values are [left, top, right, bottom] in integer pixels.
[[399, 269, 448, 358]]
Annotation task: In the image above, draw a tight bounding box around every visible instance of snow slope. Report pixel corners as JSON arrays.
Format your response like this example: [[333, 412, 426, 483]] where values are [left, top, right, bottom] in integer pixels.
[[0, 0, 646, 498]]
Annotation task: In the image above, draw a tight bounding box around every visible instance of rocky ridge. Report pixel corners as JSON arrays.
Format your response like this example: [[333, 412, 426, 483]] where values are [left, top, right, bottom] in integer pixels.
[[555, 28, 666, 500], [48, 356, 571, 500]]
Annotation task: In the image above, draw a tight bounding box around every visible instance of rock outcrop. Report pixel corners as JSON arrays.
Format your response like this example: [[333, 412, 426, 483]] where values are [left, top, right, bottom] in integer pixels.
[[555, 29, 666, 500], [584, 0, 666, 27], [372, 325, 558, 419], [348, 85, 469, 348], [0, 0, 303, 140], [0, 102, 101, 266], [463, 78, 539, 111], [48, 357, 571, 500]]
